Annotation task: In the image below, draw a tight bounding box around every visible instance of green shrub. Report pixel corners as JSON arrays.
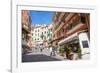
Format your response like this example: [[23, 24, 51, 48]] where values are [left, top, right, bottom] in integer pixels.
[[59, 46, 64, 54], [77, 48, 81, 58], [67, 47, 72, 54]]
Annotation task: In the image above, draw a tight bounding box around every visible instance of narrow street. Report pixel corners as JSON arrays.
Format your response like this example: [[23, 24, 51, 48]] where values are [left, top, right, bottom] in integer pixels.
[[22, 48, 64, 62], [22, 11, 90, 62]]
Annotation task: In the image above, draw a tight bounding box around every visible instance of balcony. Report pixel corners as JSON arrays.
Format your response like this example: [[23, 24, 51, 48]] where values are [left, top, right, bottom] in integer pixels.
[[65, 13, 75, 22], [54, 13, 75, 34], [54, 24, 60, 30], [54, 22, 64, 34], [58, 34, 64, 39], [67, 23, 86, 35], [58, 12, 66, 21], [22, 23, 31, 33]]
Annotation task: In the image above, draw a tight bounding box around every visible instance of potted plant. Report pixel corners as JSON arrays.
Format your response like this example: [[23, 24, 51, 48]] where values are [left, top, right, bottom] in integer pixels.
[[77, 48, 81, 59], [66, 47, 72, 59], [59, 46, 64, 56]]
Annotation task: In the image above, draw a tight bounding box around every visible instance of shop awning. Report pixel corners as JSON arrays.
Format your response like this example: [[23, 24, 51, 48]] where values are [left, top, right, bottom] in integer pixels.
[[58, 32, 78, 45]]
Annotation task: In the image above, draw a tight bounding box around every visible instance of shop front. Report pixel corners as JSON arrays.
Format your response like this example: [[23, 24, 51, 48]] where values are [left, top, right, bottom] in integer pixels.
[[58, 31, 90, 60]]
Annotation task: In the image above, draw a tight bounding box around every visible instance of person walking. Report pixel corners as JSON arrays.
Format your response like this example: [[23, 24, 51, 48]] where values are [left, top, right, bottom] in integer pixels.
[[71, 46, 79, 60], [52, 46, 56, 56], [50, 46, 53, 56], [65, 46, 68, 59], [40, 45, 42, 52]]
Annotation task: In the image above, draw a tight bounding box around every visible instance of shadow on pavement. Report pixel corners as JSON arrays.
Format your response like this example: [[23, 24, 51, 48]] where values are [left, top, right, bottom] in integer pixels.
[[22, 54, 61, 62]]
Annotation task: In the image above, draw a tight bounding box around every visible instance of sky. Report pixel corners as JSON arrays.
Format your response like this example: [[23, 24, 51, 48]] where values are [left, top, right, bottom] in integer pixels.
[[29, 11, 54, 25]]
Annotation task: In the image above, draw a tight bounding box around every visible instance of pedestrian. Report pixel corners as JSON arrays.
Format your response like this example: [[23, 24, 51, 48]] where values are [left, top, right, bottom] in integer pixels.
[[50, 46, 53, 56], [73, 47, 77, 52], [54, 46, 57, 56], [65, 46, 68, 59], [71, 47, 79, 60], [52, 46, 56, 56], [73, 52, 78, 60], [40, 47, 43, 52]]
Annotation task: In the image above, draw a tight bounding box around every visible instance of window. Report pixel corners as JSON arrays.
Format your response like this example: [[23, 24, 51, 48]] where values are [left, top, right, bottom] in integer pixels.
[[42, 32, 43, 34], [45, 31, 46, 34], [82, 40, 89, 48]]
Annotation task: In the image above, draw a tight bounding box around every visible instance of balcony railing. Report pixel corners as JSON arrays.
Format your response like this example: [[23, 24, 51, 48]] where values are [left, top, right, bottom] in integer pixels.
[[67, 23, 85, 35], [65, 13, 75, 22], [58, 13, 66, 21], [22, 23, 31, 33], [54, 22, 64, 34], [54, 13, 75, 34]]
